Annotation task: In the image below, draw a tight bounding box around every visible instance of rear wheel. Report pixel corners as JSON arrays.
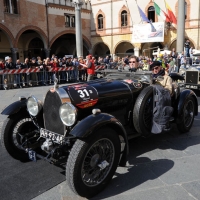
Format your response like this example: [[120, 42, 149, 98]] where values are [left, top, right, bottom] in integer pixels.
[[177, 97, 195, 133], [133, 86, 154, 136], [66, 127, 120, 198], [1, 113, 36, 161]]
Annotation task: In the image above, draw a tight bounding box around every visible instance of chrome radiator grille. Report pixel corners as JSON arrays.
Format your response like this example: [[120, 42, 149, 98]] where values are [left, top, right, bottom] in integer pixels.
[[43, 90, 65, 135], [185, 71, 198, 84]]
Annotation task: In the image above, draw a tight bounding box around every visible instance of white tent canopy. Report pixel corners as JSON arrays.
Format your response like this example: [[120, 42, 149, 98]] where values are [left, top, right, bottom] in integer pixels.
[[152, 49, 171, 56], [193, 49, 200, 56]]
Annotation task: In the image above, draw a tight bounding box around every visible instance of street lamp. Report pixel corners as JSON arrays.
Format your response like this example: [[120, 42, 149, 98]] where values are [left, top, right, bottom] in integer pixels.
[[164, 22, 175, 34], [165, 22, 172, 30], [73, 0, 84, 57]]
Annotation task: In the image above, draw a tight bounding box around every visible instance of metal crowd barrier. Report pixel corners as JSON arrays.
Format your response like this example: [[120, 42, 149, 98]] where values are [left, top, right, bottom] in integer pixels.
[[0, 65, 106, 90]]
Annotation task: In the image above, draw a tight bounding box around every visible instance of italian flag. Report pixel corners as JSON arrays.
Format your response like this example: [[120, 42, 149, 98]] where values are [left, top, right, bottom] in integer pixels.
[[154, 2, 171, 23], [165, 1, 177, 25]]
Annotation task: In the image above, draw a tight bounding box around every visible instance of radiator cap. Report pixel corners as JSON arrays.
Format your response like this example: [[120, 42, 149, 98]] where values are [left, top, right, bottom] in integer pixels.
[[19, 96, 26, 101], [92, 109, 101, 115]]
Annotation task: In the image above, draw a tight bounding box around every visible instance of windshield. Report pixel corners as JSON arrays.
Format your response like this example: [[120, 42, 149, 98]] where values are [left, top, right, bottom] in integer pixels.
[[104, 70, 153, 84]]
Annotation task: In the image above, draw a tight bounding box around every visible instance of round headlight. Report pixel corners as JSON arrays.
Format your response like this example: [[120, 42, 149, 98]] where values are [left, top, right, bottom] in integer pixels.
[[59, 103, 77, 126], [27, 96, 42, 116]]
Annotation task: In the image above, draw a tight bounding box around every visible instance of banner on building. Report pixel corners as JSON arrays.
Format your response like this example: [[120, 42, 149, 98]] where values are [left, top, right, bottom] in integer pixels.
[[132, 22, 164, 43], [65, 55, 73, 58]]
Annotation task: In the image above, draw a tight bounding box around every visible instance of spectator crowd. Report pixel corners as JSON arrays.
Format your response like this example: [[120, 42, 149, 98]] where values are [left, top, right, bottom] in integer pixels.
[[0, 39, 199, 90]]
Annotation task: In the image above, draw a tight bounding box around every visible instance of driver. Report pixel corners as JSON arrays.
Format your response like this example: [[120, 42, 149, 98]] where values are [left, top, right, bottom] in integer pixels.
[[150, 61, 173, 95], [124, 55, 139, 72]]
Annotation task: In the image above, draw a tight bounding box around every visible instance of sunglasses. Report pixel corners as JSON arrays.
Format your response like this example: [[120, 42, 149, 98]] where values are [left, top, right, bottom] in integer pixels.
[[129, 61, 136, 63], [152, 66, 159, 70]]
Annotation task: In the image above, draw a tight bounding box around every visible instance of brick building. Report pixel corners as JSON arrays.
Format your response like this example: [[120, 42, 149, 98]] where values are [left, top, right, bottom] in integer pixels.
[[0, 0, 91, 62], [90, 0, 199, 58]]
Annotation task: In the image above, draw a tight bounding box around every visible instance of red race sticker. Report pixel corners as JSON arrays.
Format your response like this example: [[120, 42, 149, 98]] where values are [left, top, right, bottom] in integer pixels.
[[68, 84, 98, 108], [123, 79, 133, 84]]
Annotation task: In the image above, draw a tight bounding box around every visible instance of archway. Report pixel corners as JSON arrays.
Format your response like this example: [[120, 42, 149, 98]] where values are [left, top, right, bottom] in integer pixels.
[[114, 41, 134, 58], [17, 30, 46, 61], [51, 34, 89, 58], [170, 38, 195, 51], [92, 42, 110, 58], [0, 29, 13, 59], [142, 42, 163, 57], [28, 37, 45, 59]]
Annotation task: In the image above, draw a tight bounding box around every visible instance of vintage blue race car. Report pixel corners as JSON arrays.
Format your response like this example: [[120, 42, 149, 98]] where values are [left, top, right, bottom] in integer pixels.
[[1, 70, 198, 198]]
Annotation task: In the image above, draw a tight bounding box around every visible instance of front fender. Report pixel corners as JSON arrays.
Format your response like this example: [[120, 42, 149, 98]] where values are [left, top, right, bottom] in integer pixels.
[[70, 113, 129, 166], [175, 89, 198, 117], [1, 99, 28, 116]]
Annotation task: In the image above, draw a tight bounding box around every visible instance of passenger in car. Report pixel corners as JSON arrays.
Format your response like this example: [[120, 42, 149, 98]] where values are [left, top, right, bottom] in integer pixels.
[[150, 61, 173, 95]]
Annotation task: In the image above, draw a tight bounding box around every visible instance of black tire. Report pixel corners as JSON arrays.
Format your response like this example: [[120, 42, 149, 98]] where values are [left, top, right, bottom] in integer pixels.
[[1, 113, 36, 161], [133, 86, 154, 136], [66, 127, 121, 198], [176, 97, 195, 133]]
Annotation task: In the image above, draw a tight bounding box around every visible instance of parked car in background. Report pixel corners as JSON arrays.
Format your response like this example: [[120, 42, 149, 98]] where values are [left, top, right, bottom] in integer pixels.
[[183, 65, 200, 90]]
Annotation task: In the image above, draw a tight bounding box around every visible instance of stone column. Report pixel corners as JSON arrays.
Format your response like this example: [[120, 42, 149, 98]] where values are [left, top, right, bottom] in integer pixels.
[[176, 0, 185, 53], [73, 0, 83, 57], [10, 48, 18, 63], [134, 47, 140, 57], [44, 48, 51, 58]]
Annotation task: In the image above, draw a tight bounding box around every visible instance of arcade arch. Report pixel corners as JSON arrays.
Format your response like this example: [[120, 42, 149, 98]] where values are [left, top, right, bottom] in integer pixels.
[[114, 41, 134, 58], [92, 42, 110, 58], [17, 30, 46, 61], [170, 38, 195, 50], [50, 33, 90, 58], [142, 42, 163, 57], [0, 24, 15, 59]]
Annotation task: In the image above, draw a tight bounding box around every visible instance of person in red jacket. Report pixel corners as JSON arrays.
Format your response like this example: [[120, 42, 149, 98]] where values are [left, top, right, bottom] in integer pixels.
[[0, 59, 5, 89], [80, 55, 95, 81], [50, 57, 59, 83], [0, 59, 5, 70]]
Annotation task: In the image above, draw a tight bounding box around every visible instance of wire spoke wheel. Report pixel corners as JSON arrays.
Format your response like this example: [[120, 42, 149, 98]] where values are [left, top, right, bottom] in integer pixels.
[[177, 97, 195, 133], [66, 127, 121, 198], [183, 100, 194, 128], [81, 138, 115, 187], [1, 113, 36, 161], [12, 118, 32, 149]]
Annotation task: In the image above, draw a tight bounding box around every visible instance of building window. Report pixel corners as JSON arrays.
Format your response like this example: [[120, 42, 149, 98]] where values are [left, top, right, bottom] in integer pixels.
[[65, 14, 75, 27], [71, 16, 75, 27], [4, 0, 18, 14], [148, 6, 155, 22], [121, 10, 127, 27], [98, 14, 103, 30], [185, 2, 187, 19]]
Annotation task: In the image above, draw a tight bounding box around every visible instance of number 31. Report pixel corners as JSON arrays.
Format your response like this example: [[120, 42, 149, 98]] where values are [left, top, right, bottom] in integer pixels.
[[78, 89, 89, 98]]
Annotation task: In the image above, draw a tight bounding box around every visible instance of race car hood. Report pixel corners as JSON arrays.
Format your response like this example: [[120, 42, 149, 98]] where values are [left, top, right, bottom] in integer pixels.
[[63, 78, 144, 110], [43, 77, 147, 133]]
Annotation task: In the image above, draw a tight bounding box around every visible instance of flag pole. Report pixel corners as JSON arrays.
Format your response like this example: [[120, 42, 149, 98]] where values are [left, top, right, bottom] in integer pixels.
[[135, 0, 143, 23], [164, 0, 167, 10], [164, 0, 173, 24], [124, 0, 134, 26]]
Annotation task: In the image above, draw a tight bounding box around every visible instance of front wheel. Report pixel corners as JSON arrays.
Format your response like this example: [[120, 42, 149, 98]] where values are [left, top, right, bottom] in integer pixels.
[[176, 97, 195, 133], [1, 113, 36, 161], [66, 127, 121, 198]]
